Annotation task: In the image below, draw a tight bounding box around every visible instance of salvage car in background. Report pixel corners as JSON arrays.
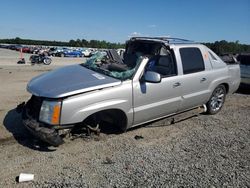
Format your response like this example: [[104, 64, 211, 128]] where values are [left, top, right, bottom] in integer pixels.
[[49, 47, 68, 56], [21, 37, 240, 146], [220, 53, 250, 88], [238, 53, 250, 87], [81, 48, 92, 57], [56, 49, 83, 57]]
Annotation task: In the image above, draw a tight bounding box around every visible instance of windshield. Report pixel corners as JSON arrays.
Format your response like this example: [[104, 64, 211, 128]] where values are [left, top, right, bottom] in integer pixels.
[[82, 51, 142, 80]]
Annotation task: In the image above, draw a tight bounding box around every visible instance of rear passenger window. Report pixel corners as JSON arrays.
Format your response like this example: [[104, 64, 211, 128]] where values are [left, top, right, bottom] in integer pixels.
[[180, 48, 205, 74]]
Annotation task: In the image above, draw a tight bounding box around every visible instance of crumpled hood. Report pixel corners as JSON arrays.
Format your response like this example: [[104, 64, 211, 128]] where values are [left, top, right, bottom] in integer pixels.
[[27, 64, 121, 98]]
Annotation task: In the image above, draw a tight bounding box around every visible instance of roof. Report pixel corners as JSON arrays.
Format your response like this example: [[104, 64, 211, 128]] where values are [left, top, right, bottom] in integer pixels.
[[130, 37, 197, 45]]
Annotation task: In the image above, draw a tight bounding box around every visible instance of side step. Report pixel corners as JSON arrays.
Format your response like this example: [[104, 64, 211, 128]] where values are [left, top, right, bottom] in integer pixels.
[[173, 105, 206, 123], [144, 105, 207, 128]]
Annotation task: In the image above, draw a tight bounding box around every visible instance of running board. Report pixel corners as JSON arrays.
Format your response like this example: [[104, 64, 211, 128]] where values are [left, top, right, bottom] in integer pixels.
[[140, 105, 207, 128], [172, 105, 206, 123]]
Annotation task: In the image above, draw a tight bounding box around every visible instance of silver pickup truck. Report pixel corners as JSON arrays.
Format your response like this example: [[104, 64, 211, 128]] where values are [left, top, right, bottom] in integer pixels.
[[22, 37, 240, 146]]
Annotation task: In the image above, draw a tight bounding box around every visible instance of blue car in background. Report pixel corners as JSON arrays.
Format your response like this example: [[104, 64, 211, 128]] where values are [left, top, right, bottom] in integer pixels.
[[56, 49, 83, 57]]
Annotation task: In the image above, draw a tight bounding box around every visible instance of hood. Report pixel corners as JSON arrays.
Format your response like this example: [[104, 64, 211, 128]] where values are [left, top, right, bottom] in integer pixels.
[[27, 64, 121, 98]]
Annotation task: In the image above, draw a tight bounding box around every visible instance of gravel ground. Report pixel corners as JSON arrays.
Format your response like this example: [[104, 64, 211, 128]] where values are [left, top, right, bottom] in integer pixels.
[[0, 49, 249, 187]]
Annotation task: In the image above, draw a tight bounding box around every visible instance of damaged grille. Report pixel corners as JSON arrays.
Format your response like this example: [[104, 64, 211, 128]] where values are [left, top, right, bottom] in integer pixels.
[[26, 95, 43, 120]]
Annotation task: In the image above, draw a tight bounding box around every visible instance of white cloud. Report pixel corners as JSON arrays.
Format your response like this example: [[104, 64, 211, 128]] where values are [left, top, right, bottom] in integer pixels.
[[131, 32, 142, 36], [128, 32, 142, 37]]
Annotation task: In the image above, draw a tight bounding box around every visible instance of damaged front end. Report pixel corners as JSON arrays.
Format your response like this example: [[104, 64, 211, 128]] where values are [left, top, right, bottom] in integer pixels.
[[21, 96, 64, 147], [20, 49, 140, 146]]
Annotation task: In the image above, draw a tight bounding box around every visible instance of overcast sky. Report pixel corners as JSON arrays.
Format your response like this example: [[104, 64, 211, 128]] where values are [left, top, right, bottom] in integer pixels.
[[0, 0, 249, 44]]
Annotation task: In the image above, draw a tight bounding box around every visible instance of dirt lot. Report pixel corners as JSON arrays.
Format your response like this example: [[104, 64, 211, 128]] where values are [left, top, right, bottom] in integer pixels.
[[0, 48, 249, 187]]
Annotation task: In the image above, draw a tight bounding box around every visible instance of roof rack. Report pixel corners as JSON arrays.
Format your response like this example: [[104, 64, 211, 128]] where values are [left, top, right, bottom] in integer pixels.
[[130, 37, 196, 44]]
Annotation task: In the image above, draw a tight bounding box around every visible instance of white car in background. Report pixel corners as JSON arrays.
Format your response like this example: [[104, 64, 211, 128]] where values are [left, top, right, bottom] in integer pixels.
[[117, 48, 125, 57], [82, 48, 92, 57]]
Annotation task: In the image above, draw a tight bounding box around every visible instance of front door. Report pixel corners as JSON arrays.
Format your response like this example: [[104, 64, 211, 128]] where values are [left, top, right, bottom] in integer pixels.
[[132, 55, 182, 125]]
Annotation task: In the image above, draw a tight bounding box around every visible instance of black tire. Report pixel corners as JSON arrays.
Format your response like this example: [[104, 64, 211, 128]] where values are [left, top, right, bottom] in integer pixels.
[[206, 85, 226, 115], [60, 53, 65, 57]]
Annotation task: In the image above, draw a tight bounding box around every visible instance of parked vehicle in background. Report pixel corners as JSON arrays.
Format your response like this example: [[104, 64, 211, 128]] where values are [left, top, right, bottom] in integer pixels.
[[7, 44, 21, 50], [116, 48, 125, 58], [56, 49, 83, 57], [21, 37, 240, 146], [237, 53, 250, 87], [82, 48, 92, 57], [220, 53, 238, 64], [14, 45, 23, 51], [47, 47, 56, 56], [49, 47, 66, 56], [17, 46, 31, 53], [0, 44, 8, 48]]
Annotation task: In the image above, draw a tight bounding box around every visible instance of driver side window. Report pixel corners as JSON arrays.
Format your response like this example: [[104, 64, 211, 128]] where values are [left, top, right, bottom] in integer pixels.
[[146, 52, 177, 77]]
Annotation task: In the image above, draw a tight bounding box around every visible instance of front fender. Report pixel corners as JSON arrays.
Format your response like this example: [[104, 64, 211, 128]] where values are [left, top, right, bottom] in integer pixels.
[[69, 99, 129, 123], [60, 81, 133, 127]]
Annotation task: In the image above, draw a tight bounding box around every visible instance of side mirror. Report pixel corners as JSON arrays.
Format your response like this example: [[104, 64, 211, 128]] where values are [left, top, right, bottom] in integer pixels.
[[143, 71, 161, 83]]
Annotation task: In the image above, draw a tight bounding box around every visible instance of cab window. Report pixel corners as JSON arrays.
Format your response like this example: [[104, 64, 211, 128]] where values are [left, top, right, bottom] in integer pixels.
[[180, 47, 205, 74], [146, 49, 177, 77]]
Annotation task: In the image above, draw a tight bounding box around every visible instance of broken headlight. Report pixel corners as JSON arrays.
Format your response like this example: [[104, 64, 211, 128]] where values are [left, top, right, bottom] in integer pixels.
[[39, 100, 61, 125]]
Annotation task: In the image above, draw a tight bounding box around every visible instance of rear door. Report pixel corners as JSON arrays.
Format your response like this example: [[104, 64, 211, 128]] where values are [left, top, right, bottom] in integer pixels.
[[176, 46, 213, 110]]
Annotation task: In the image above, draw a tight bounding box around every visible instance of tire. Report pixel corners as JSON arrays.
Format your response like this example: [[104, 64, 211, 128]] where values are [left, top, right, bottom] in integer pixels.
[[43, 58, 52, 65], [206, 85, 226, 115], [60, 53, 65, 57]]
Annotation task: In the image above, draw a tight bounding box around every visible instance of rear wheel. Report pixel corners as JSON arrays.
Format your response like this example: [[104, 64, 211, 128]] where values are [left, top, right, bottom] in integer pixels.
[[206, 85, 226, 114], [43, 58, 52, 65]]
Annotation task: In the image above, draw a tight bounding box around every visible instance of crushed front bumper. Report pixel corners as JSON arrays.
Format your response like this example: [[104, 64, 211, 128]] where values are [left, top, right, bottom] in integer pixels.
[[22, 106, 64, 147]]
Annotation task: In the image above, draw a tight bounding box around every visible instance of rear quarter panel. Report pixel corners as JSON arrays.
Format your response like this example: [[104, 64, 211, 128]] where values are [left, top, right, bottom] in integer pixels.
[[207, 47, 240, 93]]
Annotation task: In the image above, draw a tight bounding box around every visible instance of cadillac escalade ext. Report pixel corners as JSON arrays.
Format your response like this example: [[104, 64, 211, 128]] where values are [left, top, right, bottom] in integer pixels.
[[22, 37, 240, 146]]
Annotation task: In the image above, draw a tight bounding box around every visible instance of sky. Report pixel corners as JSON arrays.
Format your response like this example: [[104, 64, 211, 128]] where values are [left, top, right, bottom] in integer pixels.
[[0, 0, 249, 44]]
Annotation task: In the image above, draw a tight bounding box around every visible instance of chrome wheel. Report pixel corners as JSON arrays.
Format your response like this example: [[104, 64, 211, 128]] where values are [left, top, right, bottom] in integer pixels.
[[206, 85, 226, 114]]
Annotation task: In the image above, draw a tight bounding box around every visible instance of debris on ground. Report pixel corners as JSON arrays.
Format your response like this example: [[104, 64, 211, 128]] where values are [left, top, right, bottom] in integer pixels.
[[17, 58, 26, 64], [17, 173, 34, 183], [134, 135, 144, 140]]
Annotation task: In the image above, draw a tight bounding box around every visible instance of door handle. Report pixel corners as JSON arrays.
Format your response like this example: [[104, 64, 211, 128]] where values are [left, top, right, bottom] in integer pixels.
[[173, 82, 181, 87], [200, 78, 207, 82]]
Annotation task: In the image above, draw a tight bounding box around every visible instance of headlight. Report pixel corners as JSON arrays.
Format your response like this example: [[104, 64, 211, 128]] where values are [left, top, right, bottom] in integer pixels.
[[39, 100, 61, 125]]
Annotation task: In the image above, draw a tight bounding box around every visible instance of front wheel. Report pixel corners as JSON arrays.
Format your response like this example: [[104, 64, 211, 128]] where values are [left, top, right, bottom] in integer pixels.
[[206, 85, 226, 115]]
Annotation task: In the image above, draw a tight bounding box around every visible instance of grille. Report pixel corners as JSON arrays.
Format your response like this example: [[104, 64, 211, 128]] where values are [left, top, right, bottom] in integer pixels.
[[26, 95, 43, 120]]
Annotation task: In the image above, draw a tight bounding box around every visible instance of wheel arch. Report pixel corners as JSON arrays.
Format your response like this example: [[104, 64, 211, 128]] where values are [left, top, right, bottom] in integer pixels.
[[82, 108, 128, 132], [221, 83, 229, 94]]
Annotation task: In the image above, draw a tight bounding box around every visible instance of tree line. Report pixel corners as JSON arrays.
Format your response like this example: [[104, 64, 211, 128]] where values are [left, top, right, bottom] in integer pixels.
[[0, 37, 124, 49], [0, 37, 250, 54], [204, 40, 250, 55]]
